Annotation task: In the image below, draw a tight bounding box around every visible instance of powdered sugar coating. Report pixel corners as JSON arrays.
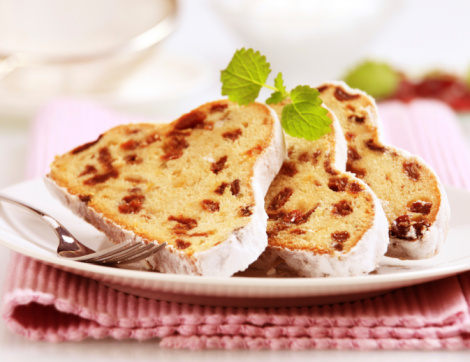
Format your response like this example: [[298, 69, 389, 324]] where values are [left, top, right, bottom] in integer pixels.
[[386, 151, 450, 259], [255, 107, 389, 277], [45, 104, 286, 277], [319, 80, 450, 259]]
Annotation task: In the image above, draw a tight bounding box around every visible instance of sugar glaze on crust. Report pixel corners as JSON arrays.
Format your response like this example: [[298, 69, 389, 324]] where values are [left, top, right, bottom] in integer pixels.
[[253, 105, 389, 277], [385, 150, 450, 259], [46, 103, 286, 277], [318, 81, 450, 259], [150, 105, 286, 275]]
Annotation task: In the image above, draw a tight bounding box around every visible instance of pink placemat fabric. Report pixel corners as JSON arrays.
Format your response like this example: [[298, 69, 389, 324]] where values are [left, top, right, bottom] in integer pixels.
[[3, 99, 470, 350]]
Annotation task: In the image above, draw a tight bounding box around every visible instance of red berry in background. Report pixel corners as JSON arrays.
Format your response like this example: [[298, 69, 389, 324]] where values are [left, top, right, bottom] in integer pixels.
[[345, 60, 470, 112], [387, 72, 470, 112], [394, 78, 416, 103], [415, 74, 470, 111], [451, 93, 470, 111]]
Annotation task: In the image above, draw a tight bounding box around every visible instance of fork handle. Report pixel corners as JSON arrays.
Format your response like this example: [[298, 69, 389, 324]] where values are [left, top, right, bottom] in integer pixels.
[[0, 194, 94, 254], [0, 193, 54, 222]]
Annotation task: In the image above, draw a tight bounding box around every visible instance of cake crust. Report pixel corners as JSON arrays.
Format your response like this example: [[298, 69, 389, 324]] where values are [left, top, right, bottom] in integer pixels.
[[318, 81, 450, 259], [251, 103, 389, 277], [46, 100, 286, 276]]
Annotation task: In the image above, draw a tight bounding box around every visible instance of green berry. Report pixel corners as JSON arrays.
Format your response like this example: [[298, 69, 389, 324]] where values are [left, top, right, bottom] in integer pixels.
[[343, 61, 399, 100]]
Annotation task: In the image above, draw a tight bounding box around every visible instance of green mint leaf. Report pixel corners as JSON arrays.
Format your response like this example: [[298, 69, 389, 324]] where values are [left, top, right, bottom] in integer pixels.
[[281, 86, 332, 141], [266, 72, 289, 104], [220, 48, 332, 141], [221, 48, 271, 105], [274, 72, 288, 96]]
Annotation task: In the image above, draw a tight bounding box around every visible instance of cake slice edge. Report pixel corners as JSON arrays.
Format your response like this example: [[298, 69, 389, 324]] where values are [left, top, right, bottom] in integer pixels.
[[253, 105, 390, 277], [320, 80, 451, 259], [44, 102, 287, 276]]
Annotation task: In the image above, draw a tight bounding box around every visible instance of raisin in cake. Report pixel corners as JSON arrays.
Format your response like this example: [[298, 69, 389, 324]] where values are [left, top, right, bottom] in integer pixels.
[[251, 102, 389, 277], [318, 81, 450, 259], [46, 100, 286, 276]]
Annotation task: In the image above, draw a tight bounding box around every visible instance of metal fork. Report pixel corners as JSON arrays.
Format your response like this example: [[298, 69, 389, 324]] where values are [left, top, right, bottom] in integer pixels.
[[0, 194, 166, 265]]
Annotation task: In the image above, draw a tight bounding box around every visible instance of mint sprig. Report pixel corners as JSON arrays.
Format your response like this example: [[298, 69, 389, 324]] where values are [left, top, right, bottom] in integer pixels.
[[220, 48, 331, 140], [220, 48, 272, 105], [266, 72, 288, 104], [281, 86, 331, 140]]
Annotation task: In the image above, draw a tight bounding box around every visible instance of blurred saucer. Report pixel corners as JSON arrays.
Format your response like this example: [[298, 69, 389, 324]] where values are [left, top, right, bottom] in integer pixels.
[[0, 50, 213, 124]]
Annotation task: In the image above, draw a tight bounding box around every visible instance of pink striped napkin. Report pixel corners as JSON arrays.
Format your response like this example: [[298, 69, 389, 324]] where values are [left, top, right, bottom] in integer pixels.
[[3, 99, 470, 350]]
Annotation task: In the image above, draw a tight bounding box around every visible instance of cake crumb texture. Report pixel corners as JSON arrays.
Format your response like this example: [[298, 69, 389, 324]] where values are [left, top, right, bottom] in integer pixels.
[[318, 82, 450, 259], [48, 100, 285, 276]]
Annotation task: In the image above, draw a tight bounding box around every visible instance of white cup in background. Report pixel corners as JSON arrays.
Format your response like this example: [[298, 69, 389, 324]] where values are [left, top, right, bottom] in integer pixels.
[[211, 0, 402, 87]]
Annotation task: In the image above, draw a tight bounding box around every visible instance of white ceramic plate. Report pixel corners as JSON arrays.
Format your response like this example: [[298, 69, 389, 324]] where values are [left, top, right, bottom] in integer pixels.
[[0, 179, 469, 307]]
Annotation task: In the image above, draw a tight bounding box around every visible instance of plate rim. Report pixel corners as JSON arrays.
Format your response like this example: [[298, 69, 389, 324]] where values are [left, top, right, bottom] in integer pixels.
[[0, 179, 469, 292]]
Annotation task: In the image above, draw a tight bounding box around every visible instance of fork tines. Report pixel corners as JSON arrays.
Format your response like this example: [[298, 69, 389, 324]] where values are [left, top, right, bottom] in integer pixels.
[[76, 241, 166, 265]]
